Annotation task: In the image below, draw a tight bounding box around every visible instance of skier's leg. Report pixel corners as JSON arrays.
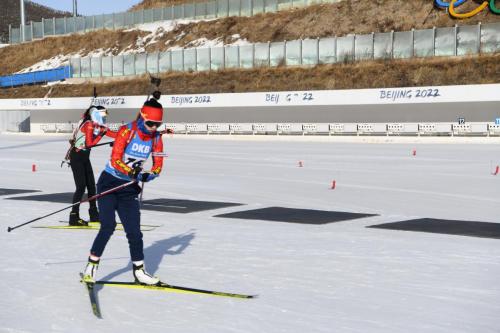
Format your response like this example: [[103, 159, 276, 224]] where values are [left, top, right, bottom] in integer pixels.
[[116, 185, 143, 262], [89, 173, 118, 258], [117, 185, 159, 285], [84, 158, 99, 222], [69, 150, 88, 225]]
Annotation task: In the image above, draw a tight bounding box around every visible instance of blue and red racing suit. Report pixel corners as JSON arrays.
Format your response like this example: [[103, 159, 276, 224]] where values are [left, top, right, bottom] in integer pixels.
[[90, 120, 164, 261]]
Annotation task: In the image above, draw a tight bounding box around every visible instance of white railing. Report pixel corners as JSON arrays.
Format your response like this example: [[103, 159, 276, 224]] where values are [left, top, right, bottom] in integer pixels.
[[34, 122, 500, 137]]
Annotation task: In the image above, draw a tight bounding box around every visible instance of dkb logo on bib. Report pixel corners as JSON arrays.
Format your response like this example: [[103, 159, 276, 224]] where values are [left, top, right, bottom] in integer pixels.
[[131, 143, 151, 154]]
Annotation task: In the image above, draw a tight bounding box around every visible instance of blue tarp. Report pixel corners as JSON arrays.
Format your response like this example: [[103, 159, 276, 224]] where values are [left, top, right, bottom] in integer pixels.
[[0, 66, 72, 88]]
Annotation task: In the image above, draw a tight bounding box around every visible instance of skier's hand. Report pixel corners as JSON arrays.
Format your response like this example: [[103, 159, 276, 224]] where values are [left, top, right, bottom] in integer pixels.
[[108, 141, 114, 147], [138, 172, 158, 183], [98, 126, 107, 136], [128, 166, 143, 180]]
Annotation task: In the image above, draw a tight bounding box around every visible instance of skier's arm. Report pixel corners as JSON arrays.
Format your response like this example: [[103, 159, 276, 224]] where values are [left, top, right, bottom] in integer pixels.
[[110, 126, 134, 176], [104, 128, 118, 139], [150, 134, 164, 175], [84, 122, 106, 148]]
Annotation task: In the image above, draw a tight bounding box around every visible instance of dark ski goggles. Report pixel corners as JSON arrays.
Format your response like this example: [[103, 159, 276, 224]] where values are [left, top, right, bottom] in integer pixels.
[[145, 120, 162, 128]]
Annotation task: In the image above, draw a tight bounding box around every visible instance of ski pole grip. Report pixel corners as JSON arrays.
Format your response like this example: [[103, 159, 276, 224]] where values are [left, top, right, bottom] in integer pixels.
[[7, 227, 12, 232]]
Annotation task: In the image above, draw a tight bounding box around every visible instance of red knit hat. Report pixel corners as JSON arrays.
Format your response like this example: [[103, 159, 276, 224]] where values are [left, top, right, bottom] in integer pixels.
[[140, 100, 163, 122]]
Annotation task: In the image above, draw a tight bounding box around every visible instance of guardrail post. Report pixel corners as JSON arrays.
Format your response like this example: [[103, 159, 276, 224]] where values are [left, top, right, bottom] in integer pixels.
[[99, 56, 103, 77], [64, 17, 67, 34], [372, 32, 375, 59], [237, 45, 240, 68], [477, 22, 481, 53], [454, 24, 457, 56], [299, 38, 303, 65], [252, 43, 255, 68], [267, 41, 271, 66], [390, 30, 394, 59], [92, 15, 96, 30], [208, 46, 212, 71], [52, 17, 56, 35], [194, 48, 198, 71], [432, 26, 436, 56], [41, 18, 45, 38], [30, 21, 34, 40], [284, 39, 287, 65], [333, 36, 338, 63], [8, 24, 11, 44], [352, 34, 355, 61], [223, 45, 226, 69], [133, 54, 137, 75], [317, 37, 321, 63], [411, 28, 415, 57]]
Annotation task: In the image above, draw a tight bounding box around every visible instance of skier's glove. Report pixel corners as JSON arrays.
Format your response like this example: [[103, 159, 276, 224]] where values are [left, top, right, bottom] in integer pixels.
[[138, 171, 158, 183], [99, 126, 107, 136], [128, 166, 143, 180], [128, 167, 158, 183]]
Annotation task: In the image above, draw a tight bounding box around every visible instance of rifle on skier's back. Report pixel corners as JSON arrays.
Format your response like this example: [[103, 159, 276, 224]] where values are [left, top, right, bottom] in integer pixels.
[[61, 87, 98, 167]]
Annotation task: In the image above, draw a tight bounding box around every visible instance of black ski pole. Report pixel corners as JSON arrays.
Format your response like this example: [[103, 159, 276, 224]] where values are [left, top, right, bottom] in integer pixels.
[[90, 141, 114, 148], [139, 181, 145, 208], [7, 180, 136, 232]]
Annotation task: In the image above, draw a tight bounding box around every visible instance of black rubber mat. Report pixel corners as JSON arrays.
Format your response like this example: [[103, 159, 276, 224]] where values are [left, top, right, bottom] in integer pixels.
[[214, 206, 377, 224], [7, 192, 73, 203], [141, 198, 243, 213], [0, 188, 40, 196], [367, 218, 500, 239], [8, 193, 243, 214]]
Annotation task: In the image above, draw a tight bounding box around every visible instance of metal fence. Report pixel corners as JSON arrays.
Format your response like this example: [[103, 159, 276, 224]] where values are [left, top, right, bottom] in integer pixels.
[[68, 22, 500, 78], [9, 0, 339, 44]]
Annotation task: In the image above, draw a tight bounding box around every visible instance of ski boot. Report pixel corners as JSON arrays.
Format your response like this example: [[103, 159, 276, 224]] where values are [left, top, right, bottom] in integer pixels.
[[82, 257, 100, 283], [89, 208, 100, 224], [69, 212, 88, 226], [133, 261, 160, 285]]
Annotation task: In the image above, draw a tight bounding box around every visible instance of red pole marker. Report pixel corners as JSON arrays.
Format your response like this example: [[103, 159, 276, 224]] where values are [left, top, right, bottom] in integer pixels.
[[331, 180, 336, 189], [32, 164, 36, 172], [298, 161, 303, 167], [412, 149, 416, 156], [493, 165, 499, 176]]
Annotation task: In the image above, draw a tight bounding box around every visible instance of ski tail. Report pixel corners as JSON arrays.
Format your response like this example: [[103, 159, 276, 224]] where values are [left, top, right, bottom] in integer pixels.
[[79, 273, 102, 318]]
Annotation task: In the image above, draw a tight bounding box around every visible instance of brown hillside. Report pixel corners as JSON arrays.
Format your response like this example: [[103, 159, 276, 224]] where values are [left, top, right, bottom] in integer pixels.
[[1, 0, 499, 77], [0, 0, 71, 43], [0, 53, 498, 99], [130, 0, 207, 11]]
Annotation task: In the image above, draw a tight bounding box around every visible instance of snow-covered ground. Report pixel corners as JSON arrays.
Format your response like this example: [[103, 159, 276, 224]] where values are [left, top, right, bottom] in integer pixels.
[[0, 133, 499, 332]]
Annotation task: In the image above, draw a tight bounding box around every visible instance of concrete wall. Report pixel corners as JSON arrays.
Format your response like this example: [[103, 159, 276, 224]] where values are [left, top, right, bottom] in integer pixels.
[[0, 111, 30, 132]]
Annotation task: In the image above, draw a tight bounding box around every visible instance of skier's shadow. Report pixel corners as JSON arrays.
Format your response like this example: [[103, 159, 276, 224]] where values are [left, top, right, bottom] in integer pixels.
[[98, 230, 196, 283]]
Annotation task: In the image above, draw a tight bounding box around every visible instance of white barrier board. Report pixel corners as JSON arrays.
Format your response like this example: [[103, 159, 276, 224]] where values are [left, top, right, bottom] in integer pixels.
[[1, 83, 499, 111]]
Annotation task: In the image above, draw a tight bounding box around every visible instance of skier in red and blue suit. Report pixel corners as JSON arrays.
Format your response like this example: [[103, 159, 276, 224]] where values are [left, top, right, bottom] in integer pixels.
[[82, 98, 165, 285], [69, 106, 117, 226]]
